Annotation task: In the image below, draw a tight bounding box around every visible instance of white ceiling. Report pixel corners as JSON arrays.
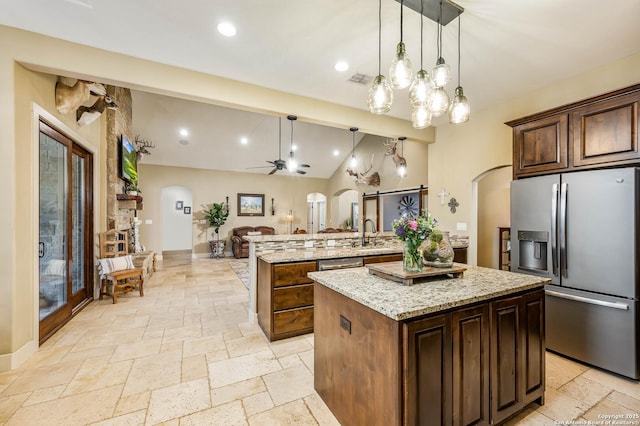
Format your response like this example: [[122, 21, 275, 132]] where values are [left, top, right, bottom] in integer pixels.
[[1, 0, 639, 178]]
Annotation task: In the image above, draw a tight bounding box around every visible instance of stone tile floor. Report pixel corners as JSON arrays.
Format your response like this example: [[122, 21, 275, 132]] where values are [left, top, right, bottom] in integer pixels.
[[0, 258, 638, 425]]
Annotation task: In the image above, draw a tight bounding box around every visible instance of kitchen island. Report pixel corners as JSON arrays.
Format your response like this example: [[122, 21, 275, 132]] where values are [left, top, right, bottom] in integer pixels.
[[309, 265, 550, 426]]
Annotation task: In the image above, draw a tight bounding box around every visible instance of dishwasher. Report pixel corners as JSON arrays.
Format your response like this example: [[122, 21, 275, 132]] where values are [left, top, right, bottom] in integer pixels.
[[317, 257, 364, 271]]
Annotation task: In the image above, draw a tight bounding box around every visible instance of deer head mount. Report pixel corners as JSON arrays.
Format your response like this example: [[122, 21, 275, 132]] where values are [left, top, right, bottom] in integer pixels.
[[345, 154, 380, 187], [134, 135, 155, 160], [76, 95, 118, 127], [55, 79, 107, 115], [383, 139, 407, 169]]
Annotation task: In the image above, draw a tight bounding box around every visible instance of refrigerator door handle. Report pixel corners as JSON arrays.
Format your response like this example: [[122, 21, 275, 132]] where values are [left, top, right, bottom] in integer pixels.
[[546, 289, 630, 310], [559, 182, 568, 278], [551, 183, 558, 276]]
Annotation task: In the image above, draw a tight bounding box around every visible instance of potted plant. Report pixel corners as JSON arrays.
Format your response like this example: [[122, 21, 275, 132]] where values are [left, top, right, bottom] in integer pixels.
[[125, 181, 141, 196], [203, 202, 229, 258]]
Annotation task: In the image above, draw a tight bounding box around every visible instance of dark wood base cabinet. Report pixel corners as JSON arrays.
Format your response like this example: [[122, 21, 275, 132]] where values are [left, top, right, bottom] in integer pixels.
[[314, 285, 545, 426]]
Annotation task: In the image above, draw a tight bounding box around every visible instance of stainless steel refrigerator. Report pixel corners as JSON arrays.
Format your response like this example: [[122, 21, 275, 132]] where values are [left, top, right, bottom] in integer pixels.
[[511, 167, 639, 379]]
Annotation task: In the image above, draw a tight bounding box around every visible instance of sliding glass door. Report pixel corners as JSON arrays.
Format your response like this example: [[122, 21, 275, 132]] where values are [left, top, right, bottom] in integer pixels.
[[39, 120, 93, 342]]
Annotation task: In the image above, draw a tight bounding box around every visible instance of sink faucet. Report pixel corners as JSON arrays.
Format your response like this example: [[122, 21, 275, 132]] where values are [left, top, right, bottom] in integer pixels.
[[362, 219, 377, 246]]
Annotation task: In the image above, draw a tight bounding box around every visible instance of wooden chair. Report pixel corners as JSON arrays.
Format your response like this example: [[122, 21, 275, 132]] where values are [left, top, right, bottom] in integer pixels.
[[98, 230, 144, 303]]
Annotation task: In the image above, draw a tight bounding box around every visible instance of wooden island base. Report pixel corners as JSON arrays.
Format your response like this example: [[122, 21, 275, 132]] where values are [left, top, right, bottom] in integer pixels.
[[314, 283, 545, 426]]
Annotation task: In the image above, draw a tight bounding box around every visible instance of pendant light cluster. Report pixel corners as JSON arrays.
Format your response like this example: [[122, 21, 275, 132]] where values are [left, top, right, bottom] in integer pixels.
[[367, 0, 470, 127]]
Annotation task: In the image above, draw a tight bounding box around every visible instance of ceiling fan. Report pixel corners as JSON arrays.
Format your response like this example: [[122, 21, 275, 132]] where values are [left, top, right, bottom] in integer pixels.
[[246, 115, 310, 175]]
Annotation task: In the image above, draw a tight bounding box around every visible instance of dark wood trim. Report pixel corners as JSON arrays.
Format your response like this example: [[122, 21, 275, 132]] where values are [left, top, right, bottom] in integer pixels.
[[505, 83, 640, 127], [38, 118, 93, 344]]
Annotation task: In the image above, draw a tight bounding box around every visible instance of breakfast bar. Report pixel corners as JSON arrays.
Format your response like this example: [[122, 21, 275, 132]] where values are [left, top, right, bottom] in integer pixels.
[[309, 264, 550, 426]]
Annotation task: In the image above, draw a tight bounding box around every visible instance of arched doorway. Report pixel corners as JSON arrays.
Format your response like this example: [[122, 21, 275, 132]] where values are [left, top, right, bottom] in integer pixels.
[[306, 192, 327, 234], [472, 166, 512, 268]]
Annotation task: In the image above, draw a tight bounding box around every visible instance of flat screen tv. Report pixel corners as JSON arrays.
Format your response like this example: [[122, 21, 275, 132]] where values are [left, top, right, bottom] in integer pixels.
[[119, 135, 138, 184]]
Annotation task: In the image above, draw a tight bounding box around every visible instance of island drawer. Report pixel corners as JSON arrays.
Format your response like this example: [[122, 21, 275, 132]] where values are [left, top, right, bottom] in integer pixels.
[[273, 262, 317, 287], [273, 306, 314, 336], [273, 284, 314, 311]]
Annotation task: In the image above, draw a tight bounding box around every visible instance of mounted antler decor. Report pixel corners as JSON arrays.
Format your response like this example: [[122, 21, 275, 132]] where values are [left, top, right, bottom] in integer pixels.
[[134, 135, 155, 161], [346, 154, 381, 187], [384, 138, 407, 176]]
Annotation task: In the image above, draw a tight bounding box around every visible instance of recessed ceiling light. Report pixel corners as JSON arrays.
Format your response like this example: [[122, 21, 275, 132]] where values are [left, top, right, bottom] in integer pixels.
[[217, 22, 237, 37], [179, 128, 189, 137], [333, 149, 340, 156], [334, 61, 349, 72], [240, 137, 248, 145]]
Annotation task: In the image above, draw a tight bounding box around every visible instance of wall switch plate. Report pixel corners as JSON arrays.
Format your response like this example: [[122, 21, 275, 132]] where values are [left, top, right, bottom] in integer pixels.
[[304, 241, 314, 248], [327, 239, 336, 247], [456, 222, 467, 231], [145, 219, 152, 225], [340, 315, 351, 334]]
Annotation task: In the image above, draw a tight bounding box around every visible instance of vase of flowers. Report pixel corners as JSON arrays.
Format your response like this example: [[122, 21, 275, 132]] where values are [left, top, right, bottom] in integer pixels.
[[392, 212, 437, 272]]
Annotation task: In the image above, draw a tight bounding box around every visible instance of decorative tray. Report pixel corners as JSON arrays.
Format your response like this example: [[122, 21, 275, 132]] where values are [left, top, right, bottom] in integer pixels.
[[367, 261, 467, 286]]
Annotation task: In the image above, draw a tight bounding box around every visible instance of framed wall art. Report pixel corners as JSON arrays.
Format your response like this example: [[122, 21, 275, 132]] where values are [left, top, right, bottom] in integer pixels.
[[183, 206, 191, 214], [175, 200, 183, 210], [237, 193, 265, 216]]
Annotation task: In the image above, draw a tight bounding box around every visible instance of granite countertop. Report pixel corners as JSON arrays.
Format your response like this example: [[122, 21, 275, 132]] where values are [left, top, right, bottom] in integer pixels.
[[308, 265, 549, 321], [258, 246, 403, 263]]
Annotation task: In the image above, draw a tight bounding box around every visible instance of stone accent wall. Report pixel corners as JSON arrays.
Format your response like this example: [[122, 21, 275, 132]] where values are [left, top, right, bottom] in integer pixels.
[[105, 86, 135, 232]]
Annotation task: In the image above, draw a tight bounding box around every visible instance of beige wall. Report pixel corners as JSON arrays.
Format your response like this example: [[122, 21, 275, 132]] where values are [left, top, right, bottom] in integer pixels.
[[138, 164, 329, 254], [429, 52, 640, 265], [4, 64, 104, 360]]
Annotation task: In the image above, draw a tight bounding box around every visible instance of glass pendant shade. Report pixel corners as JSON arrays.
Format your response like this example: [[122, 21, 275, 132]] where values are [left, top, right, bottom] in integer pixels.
[[397, 165, 407, 177], [449, 86, 470, 124], [412, 104, 432, 129], [427, 86, 450, 117], [350, 155, 358, 167], [409, 69, 432, 107], [389, 42, 414, 89], [368, 75, 393, 114], [432, 58, 451, 88], [287, 154, 297, 172]]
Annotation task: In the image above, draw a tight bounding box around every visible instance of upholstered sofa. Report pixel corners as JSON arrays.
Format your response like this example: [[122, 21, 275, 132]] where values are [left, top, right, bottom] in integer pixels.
[[230, 226, 275, 259]]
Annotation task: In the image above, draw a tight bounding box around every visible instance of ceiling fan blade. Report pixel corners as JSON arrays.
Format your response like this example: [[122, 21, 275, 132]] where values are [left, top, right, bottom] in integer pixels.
[[266, 160, 276, 165], [268, 168, 278, 175], [245, 165, 273, 169], [296, 169, 306, 175], [299, 164, 310, 168]]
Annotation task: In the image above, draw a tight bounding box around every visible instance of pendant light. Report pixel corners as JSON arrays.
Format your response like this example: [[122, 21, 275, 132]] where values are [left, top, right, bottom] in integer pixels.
[[349, 127, 358, 167], [412, 104, 432, 129], [287, 115, 298, 172], [389, 0, 413, 89], [431, 1, 450, 88], [449, 15, 470, 124], [397, 137, 407, 177], [409, 0, 432, 129], [368, 0, 393, 114]]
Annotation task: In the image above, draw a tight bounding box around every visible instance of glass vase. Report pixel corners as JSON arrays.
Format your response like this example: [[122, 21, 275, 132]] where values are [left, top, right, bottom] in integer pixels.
[[421, 230, 454, 268], [403, 240, 423, 273]]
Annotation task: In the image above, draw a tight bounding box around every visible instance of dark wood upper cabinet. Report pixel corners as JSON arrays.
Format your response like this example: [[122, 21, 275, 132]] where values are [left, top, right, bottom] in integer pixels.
[[512, 114, 569, 177], [507, 84, 640, 179], [571, 91, 639, 167]]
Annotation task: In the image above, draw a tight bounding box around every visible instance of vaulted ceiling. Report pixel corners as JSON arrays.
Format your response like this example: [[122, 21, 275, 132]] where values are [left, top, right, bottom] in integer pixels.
[[2, 0, 639, 178]]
